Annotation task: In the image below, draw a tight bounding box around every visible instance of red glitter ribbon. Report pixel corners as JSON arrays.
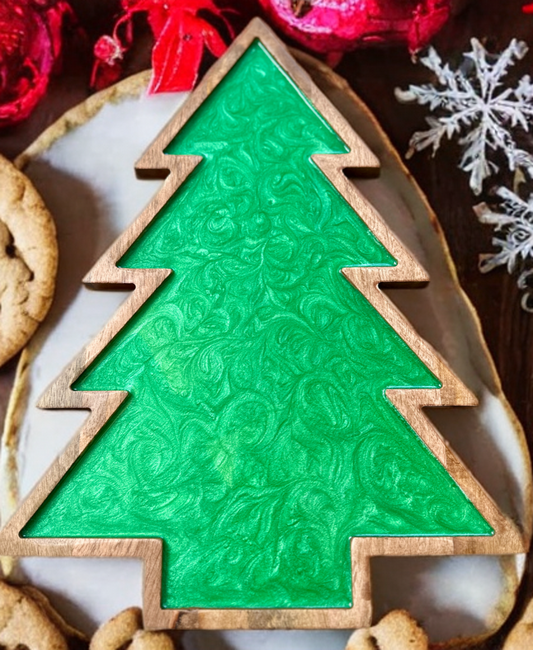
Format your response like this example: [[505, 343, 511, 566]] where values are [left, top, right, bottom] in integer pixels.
[[91, 0, 234, 93]]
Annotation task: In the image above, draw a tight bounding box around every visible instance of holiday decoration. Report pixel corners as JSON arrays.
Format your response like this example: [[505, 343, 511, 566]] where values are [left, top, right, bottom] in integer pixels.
[[396, 39, 533, 195], [475, 188, 533, 312], [0, 0, 75, 126], [258, 0, 451, 59], [0, 19, 524, 630], [5, 69, 529, 639], [91, 0, 234, 92]]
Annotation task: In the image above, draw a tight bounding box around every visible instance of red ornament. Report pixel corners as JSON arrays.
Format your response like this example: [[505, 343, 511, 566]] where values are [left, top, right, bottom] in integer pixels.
[[524, 3, 533, 12], [91, 0, 235, 94], [259, 0, 451, 59], [0, 0, 75, 127]]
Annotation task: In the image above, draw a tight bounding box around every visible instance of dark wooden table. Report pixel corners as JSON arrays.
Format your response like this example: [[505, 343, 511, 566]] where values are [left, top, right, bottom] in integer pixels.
[[0, 0, 531, 645]]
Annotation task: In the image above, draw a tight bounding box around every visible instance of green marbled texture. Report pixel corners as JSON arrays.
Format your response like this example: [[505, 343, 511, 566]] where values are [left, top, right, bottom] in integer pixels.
[[23, 40, 493, 610]]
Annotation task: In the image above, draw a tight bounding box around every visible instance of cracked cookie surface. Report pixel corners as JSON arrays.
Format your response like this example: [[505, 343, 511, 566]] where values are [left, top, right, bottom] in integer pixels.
[[0, 154, 57, 366]]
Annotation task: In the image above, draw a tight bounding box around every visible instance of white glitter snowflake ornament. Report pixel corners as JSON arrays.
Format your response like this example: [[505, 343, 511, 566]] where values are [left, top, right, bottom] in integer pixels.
[[396, 39, 533, 195], [475, 187, 533, 311]]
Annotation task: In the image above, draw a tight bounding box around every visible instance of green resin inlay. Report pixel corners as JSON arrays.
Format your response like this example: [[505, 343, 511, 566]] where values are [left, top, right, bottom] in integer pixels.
[[23, 40, 493, 610]]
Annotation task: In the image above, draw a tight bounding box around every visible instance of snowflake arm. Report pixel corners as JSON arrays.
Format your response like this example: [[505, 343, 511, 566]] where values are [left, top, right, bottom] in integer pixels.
[[396, 39, 533, 194], [475, 187, 533, 311]]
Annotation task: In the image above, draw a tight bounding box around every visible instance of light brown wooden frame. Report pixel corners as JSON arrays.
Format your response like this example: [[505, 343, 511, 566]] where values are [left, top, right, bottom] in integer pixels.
[[0, 18, 526, 631]]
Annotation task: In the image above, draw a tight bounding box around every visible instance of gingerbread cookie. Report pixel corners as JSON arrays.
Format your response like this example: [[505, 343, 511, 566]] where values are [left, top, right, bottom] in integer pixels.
[[345, 610, 428, 650], [0, 155, 57, 367], [503, 597, 533, 649], [0, 580, 86, 650], [90, 608, 176, 650]]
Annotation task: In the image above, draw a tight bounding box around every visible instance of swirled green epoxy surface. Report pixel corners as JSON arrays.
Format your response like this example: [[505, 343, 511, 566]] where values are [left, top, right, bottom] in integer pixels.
[[23, 41, 493, 609]]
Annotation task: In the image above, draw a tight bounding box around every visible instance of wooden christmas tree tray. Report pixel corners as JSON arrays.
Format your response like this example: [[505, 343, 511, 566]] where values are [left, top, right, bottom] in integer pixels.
[[0, 20, 530, 646]]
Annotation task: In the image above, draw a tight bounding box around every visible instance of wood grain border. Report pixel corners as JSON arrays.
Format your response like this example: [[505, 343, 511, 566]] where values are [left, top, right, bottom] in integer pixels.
[[0, 18, 526, 630]]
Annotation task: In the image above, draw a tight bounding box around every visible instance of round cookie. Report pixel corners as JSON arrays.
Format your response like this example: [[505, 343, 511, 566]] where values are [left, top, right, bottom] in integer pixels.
[[0, 155, 57, 366], [0, 580, 86, 650]]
